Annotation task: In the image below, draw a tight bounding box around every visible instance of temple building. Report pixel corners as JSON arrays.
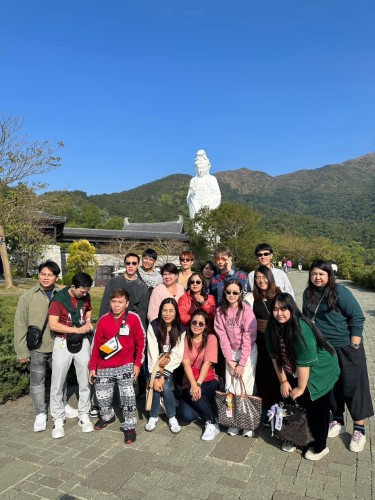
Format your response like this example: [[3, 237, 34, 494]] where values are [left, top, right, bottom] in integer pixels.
[[39, 212, 189, 285]]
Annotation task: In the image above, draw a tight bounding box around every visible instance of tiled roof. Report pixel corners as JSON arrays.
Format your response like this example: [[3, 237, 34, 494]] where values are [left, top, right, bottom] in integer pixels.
[[52, 214, 188, 242], [123, 215, 184, 234], [36, 211, 67, 223]]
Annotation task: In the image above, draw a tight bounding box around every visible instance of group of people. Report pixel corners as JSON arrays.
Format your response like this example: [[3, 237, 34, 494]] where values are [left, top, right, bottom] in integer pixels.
[[14, 243, 373, 459]]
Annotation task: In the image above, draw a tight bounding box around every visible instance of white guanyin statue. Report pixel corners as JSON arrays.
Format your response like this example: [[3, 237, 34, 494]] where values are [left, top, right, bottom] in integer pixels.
[[186, 149, 222, 219]]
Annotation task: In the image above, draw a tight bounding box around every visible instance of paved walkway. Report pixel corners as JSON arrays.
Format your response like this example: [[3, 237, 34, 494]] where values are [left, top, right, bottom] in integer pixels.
[[1, 272, 374, 499]]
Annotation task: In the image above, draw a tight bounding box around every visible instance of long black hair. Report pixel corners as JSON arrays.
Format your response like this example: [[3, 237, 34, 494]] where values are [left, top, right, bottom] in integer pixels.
[[157, 298, 182, 351], [253, 265, 281, 301], [219, 279, 244, 319], [306, 260, 338, 311], [186, 309, 210, 354], [268, 292, 335, 372]]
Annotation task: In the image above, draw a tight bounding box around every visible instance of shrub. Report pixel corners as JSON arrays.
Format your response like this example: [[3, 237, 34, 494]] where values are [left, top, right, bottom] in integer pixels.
[[352, 266, 375, 290]]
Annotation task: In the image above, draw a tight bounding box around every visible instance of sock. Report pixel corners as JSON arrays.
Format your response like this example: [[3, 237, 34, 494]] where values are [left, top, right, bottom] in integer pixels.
[[354, 424, 365, 436], [333, 416, 344, 425]]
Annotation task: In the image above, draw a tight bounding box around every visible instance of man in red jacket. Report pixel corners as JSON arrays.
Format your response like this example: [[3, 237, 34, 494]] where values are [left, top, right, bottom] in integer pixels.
[[89, 288, 145, 444]]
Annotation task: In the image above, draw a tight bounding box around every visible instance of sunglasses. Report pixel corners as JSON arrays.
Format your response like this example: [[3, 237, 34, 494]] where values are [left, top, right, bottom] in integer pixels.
[[180, 258, 191, 262], [125, 261, 138, 266], [190, 280, 202, 285], [225, 290, 240, 296], [191, 320, 205, 327], [256, 252, 271, 257]]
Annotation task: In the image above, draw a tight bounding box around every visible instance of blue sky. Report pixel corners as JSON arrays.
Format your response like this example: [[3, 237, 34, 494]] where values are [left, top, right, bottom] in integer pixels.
[[1, 0, 374, 195]]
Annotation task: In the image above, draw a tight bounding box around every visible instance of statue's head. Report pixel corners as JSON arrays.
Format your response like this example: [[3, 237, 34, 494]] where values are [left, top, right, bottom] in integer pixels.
[[195, 149, 211, 177]]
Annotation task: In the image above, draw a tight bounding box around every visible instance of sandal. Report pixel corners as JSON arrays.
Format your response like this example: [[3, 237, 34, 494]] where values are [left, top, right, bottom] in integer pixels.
[[124, 429, 136, 444]]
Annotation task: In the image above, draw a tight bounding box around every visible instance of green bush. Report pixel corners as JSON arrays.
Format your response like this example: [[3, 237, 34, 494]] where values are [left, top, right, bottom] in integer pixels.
[[352, 266, 375, 290], [0, 284, 104, 404], [0, 331, 30, 403]]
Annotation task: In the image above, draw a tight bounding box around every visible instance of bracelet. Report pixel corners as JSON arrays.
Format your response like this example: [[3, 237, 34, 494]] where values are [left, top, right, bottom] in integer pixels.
[[197, 382, 202, 387], [280, 380, 288, 385]]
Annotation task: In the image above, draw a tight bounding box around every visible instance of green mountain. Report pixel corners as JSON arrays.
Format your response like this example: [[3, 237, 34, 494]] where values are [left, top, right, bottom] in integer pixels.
[[42, 152, 375, 249]]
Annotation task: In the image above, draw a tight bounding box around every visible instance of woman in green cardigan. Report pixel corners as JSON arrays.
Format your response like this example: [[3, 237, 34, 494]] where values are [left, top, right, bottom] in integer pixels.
[[266, 293, 339, 461]]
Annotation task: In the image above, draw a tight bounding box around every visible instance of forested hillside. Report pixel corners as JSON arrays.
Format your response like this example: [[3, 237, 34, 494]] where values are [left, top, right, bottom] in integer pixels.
[[40, 152, 375, 251]]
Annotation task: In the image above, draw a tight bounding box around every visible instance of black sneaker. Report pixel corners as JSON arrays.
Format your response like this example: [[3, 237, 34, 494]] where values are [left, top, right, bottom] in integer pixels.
[[124, 429, 136, 444], [94, 416, 115, 430], [90, 407, 100, 418]]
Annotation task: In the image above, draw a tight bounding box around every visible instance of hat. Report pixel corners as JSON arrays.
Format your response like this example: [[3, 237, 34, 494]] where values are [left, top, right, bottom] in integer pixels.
[[67, 334, 84, 354]]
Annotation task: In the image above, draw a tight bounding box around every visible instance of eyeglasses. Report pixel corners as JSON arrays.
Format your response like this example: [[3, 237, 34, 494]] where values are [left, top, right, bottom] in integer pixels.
[[256, 252, 271, 257], [190, 280, 202, 285], [255, 276, 268, 281], [215, 257, 229, 262], [225, 290, 240, 296], [180, 258, 191, 262], [191, 320, 205, 327], [39, 272, 55, 278], [125, 261, 138, 266]]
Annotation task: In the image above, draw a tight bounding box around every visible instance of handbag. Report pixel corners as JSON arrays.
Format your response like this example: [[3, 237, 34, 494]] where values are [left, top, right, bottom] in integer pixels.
[[26, 317, 48, 350], [146, 352, 171, 412], [215, 377, 262, 431], [268, 401, 313, 447]]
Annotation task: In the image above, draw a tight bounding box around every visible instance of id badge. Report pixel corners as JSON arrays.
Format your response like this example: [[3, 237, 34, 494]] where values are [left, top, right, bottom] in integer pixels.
[[163, 345, 169, 353], [58, 338, 66, 349], [119, 325, 129, 336]]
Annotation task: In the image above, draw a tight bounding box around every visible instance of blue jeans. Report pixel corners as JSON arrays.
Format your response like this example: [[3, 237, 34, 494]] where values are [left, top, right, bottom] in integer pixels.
[[150, 376, 176, 418], [180, 380, 219, 423]]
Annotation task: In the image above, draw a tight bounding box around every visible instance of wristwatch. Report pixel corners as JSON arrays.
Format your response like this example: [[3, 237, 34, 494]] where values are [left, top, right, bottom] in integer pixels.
[[350, 342, 360, 349]]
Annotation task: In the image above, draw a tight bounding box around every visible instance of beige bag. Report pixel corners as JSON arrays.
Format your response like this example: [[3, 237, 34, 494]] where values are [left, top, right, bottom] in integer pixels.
[[145, 352, 171, 411]]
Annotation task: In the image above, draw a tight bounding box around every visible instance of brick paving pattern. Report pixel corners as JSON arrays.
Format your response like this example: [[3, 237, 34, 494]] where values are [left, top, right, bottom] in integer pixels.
[[0, 271, 374, 499]]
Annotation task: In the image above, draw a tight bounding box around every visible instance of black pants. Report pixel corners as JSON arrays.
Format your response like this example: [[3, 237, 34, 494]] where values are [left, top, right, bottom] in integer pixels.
[[331, 344, 374, 422], [287, 375, 331, 453], [306, 390, 332, 453]]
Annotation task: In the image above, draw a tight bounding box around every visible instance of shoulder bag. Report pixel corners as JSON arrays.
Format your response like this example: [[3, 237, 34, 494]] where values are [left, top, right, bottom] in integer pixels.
[[145, 352, 171, 411], [26, 317, 48, 351]]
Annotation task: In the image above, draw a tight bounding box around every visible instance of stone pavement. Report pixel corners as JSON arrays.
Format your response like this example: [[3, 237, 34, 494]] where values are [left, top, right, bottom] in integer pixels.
[[0, 271, 374, 500]]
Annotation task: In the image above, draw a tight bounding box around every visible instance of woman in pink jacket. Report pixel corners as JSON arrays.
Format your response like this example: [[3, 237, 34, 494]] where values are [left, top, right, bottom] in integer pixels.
[[178, 272, 216, 331], [214, 279, 257, 437]]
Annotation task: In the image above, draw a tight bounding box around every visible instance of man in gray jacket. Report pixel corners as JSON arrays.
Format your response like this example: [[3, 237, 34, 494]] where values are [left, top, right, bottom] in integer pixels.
[[14, 261, 78, 433]]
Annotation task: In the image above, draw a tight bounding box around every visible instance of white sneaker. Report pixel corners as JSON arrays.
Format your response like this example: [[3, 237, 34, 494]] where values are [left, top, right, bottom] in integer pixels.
[[168, 416, 181, 434], [64, 404, 78, 419], [34, 413, 47, 432], [52, 418, 65, 439], [282, 441, 296, 453], [349, 430, 366, 452], [201, 421, 220, 441], [243, 429, 254, 437], [305, 447, 329, 461], [227, 427, 240, 436], [328, 420, 346, 438], [145, 417, 158, 432], [78, 414, 94, 433]]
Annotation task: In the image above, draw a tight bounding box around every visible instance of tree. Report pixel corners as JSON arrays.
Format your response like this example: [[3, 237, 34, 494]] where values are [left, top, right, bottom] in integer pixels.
[[65, 240, 98, 283], [0, 114, 63, 287], [189, 202, 261, 270]]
